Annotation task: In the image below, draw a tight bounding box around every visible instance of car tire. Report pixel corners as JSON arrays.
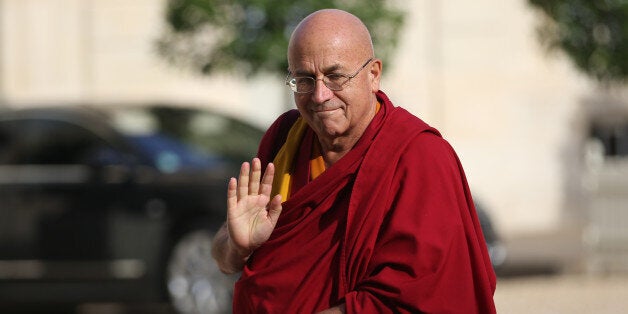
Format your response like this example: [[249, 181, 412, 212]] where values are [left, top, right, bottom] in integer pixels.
[[166, 229, 237, 314]]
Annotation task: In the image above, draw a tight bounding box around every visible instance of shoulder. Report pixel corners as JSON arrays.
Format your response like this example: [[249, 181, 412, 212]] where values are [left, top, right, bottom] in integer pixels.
[[378, 105, 440, 142], [383, 109, 458, 170], [409, 129, 452, 154], [398, 130, 462, 184], [266, 110, 300, 134]]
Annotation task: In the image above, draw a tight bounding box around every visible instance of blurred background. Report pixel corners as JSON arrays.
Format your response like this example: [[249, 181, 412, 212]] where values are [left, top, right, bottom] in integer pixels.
[[0, 0, 627, 313]]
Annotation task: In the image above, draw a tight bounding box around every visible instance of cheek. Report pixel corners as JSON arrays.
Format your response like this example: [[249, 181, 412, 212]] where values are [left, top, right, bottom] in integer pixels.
[[293, 96, 308, 110], [296, 98, 310, 108], [293, 99, 314, 123]]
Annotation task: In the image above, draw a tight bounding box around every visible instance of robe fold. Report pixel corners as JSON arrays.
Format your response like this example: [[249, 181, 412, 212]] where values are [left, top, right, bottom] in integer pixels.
[[233, 91, 497, 313]]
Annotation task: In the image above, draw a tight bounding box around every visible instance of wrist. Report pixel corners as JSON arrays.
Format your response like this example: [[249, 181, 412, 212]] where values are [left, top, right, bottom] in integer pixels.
[[228, 238, 251, 261]]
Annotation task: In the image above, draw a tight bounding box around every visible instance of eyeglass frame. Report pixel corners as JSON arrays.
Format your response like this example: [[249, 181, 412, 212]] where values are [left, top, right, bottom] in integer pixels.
[[285, 57, 375, 94]]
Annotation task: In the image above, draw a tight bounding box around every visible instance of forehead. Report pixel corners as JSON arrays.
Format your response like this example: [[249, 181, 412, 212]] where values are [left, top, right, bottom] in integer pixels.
[[288, 42, 360, 74]]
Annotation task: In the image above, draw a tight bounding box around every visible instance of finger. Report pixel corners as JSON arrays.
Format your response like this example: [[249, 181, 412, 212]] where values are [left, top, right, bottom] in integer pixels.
[[249, 158, 262, 195], [237, 162, 250, 200], [227, 177, 237, 211], [259, 162, 275, 197]]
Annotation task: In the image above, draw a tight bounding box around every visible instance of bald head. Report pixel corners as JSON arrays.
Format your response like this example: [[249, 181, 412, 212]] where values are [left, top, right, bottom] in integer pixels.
[[285, 9, 383, 159], [288, 9, 374, 71]]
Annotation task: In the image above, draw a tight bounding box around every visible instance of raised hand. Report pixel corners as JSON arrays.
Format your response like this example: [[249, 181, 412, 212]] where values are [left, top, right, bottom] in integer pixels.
[[226, 158, 283, 259]]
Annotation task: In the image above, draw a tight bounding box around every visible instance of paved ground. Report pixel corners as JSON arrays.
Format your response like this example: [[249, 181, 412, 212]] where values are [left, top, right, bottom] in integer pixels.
[[73, 274, 628, 314], [495, 274, 628, 314], [7, 274, 627, 313], [493, 225, 628, 313]]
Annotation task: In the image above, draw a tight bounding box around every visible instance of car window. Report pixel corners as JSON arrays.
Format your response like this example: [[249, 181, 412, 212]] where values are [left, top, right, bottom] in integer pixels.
[[127, 134, 224, 172], [188, 111, 263, 162], [110, 106, 264, 172], [0, 119, 116, 165]]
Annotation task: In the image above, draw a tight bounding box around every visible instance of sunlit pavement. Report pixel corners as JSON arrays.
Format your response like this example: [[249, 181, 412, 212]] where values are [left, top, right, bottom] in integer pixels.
[[495, 274, 628, 313], [78, 276, 628, 314], [495, 232, 628, 313]]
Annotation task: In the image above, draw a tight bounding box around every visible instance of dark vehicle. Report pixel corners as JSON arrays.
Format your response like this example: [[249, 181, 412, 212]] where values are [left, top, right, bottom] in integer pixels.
[[0, 104, 263, 313]]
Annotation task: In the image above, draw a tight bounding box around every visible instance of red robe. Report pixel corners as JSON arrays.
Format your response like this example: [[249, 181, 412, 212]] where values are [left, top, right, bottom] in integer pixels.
[[233, 91, 497, 313]]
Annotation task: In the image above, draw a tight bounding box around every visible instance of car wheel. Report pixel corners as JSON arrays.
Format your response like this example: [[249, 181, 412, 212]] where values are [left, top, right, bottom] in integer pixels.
[[167, 229, 237, 314]]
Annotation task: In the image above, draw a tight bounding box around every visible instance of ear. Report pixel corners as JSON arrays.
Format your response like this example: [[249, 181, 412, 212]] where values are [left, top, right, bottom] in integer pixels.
[[368, 58, 383, 93]]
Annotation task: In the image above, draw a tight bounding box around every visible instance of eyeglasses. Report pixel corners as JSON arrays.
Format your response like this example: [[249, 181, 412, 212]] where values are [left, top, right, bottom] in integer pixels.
[[285, 58, 374, 94]]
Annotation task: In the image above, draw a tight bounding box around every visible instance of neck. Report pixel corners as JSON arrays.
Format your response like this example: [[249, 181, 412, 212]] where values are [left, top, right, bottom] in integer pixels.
[[319, 136, 360, 167], [318, 111, 376, 167]]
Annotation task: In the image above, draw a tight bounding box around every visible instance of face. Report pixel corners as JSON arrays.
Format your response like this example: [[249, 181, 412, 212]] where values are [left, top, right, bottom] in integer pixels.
[[288, 48, 382, 144]]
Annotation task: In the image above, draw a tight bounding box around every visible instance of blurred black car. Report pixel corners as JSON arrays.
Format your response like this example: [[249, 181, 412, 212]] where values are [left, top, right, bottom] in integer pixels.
[[0, 104, 263, 313]]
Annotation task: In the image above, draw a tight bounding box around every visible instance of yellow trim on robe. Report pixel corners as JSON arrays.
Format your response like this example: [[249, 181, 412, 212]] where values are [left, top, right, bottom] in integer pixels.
[[310, 140, 326, 180], [271, 117, 308, 201]]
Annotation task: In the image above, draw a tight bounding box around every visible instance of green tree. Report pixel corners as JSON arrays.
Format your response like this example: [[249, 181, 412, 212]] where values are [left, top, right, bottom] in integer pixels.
[[157, 0, 405, 77], [528, 0, 628, 84]]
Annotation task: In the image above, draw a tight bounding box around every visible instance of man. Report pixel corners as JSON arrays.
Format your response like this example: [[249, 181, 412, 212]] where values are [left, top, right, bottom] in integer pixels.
[[212, 9, 497, 313]]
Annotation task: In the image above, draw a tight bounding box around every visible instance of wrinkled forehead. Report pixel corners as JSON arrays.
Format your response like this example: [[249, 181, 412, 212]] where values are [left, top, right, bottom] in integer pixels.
[[290, 33, 351, 57], [288, 30, 367, 73]]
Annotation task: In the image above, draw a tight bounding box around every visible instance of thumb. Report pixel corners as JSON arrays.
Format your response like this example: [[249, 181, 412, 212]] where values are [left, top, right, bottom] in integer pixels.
[[267, 194, 283, 225]]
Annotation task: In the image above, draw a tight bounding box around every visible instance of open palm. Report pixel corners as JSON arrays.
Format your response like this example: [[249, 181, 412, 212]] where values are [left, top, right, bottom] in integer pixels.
[[226, 158, 282, 258]]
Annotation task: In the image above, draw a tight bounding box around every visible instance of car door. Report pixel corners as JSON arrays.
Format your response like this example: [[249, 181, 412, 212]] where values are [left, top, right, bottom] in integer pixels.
[[0, 117, 132, 281]]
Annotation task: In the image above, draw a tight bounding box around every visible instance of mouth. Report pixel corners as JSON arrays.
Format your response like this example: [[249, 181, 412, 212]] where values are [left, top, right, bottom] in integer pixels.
[[313, 107, 340, 114]]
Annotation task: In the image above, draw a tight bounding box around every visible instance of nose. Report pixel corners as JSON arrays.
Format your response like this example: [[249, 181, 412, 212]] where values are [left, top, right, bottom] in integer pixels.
[[311, 78, 334, 104]]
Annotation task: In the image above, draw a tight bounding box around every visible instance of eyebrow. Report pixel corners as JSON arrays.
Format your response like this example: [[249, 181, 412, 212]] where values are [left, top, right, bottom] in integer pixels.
[[291, 63, 344, 76]]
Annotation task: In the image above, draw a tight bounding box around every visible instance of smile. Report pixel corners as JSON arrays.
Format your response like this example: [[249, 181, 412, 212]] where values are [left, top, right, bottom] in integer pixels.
[[313, 107, 341, 113]]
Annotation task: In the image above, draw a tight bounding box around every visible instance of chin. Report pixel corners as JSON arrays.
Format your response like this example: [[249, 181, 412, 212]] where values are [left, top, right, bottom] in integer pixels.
[[312, 117, 349, 138], [322, 125, 348, 138]]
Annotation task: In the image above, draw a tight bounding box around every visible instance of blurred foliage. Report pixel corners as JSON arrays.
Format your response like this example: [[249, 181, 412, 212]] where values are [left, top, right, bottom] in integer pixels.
[[528, 0, 628, 84], [157, 0, 405, 77]]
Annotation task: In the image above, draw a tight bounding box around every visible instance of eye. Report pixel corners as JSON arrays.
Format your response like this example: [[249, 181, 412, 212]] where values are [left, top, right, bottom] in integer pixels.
[[325, 74, 345, 83], [295, 77, 313, 86]]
